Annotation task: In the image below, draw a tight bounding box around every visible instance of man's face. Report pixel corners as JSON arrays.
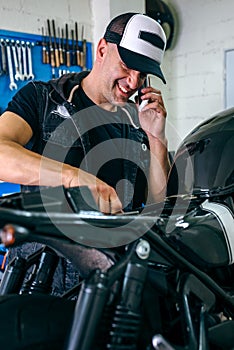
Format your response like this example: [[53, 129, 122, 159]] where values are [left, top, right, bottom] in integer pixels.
[[100, 42, 146, 106]]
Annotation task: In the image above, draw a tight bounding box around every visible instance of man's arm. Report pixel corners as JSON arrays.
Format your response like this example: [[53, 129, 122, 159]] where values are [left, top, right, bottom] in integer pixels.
[[138, 87, 171, 203], [147, 133, 171, 203], [0, 111, 122, 213]]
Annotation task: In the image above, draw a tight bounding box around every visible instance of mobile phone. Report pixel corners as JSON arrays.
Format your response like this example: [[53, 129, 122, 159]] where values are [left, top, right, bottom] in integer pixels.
[[138, 77, 149, 104], [138, 76, 150, 111]]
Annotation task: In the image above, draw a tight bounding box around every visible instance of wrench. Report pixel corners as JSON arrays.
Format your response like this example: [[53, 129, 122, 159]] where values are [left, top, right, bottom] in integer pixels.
[[11, 42, 22, 81], [21, 41, 28, 80], [26, 42, 34, 80], [0, 39, 7, 75], [16, 41, 24, 81], [6, 42, 17, 90]]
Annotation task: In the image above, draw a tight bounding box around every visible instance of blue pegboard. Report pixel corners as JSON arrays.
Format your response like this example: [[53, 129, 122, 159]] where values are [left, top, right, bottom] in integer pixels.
[[0, 28, 93, 195], [0, 182, 20, 196], [0, 28, 93, 113]]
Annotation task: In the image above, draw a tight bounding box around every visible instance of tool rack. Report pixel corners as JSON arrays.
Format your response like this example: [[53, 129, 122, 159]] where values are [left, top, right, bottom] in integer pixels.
[[0, 28, 93, 113], [0, 28, 93, 196]]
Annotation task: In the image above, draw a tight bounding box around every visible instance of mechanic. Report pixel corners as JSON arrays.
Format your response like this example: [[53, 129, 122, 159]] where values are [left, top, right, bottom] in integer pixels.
[[0, 13, 170, 294]]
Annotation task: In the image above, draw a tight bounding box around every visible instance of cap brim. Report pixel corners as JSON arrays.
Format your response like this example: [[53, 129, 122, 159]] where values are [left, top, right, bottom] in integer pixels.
[[118, 46, 166, 84]]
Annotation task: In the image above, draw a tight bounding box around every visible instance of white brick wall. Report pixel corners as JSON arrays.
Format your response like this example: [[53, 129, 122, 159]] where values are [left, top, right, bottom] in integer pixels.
[[0, 0, 93, 40], [160, 0, 234, 151]]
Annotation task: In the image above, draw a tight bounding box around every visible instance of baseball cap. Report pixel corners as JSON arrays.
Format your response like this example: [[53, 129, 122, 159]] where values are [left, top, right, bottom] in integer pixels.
[[104, 12, 167, 83]]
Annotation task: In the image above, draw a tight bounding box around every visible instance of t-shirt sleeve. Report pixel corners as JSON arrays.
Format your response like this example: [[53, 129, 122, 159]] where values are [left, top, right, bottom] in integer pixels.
[[5, 82, 39, 133]]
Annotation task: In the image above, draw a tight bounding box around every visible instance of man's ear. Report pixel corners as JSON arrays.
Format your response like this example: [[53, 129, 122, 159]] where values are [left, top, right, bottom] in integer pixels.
[[96, 38, 108, 61]]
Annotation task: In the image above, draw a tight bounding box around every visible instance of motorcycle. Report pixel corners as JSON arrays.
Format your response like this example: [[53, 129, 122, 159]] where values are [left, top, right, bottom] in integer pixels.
[[0, 108, 233, 350]]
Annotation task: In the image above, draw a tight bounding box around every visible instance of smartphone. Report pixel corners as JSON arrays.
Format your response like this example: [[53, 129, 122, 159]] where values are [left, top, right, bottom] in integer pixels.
[[138, 77, 149, 104], [138, 76, 150, 111]]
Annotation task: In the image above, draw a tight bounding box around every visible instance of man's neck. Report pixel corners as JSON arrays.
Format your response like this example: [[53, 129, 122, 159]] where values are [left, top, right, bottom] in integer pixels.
[[81, 71, 117, 112]]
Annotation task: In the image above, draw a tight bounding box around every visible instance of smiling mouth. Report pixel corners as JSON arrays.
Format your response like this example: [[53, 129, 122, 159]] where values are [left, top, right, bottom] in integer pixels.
[[117, 83, 129, 96]]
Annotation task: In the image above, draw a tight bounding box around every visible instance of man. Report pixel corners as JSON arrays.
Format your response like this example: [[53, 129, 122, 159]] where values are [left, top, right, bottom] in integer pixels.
[[0, 13, 170, 294]]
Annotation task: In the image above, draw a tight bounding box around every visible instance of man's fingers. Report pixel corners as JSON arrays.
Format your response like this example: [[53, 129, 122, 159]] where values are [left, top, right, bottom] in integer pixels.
[[139, 88, 166, 114], [91, 184, 123, 214], [151, 92, 162, 97], [99, 187, 123, 214], [74, 169, 123, 214], [109, 193, 123, 214]]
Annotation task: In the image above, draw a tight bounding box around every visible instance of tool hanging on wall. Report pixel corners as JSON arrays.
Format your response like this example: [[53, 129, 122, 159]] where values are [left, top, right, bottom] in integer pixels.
[[0, 39, 7, 76], [0, 27, 92, 112], [0, 38, 35, 90], [6, 40, 17, 90], [16, 40, 25, 80], [11, 42, 21, 81], [52, 19, 60, 68], [71, 29, 75, 66], [42, 19, 88, 71], [26, 41, 35, 80], [61, 28, 66, 66], [65, 23, 70, 68], [75, 22, 81, 66], [80, 25, 87, 70], [47, 19, 55, 78], [41, 27, 47, 64], [58, 27, 63, 65]]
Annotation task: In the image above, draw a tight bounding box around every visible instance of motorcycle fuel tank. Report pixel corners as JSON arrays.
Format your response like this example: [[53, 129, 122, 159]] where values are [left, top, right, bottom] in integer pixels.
[[160, 196, 234, 269], [164, 108, 234, 269], [167, 107, 234, 200]]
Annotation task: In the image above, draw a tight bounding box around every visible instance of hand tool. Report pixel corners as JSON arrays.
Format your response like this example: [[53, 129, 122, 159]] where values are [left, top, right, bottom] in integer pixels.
[[26, 42, 35, 80], [58, 27, 64, 65], [47, 19, 55, 68], [80, 24, 86, 70], [61, 28, 66, 65], [5, 40, 17, 90], [11, 40, 22, 81], [71, 29, 75, 66], [41, 26, 47, 64], [75, 21, 80, 66], [0, 49, 3, 76], [21, 41, 28, 80], [16, 40, 24, 80], [45, 30, 50, 65], [0, 39, 7, 75], [52, 19, 60, 67], [65, 23, 70, 67]]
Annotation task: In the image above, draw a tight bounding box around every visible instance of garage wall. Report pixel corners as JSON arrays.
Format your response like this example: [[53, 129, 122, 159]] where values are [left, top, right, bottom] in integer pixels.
[[0, 0, 93, 40], [159, 0, 234, 150], [0, 0, 144, 47]]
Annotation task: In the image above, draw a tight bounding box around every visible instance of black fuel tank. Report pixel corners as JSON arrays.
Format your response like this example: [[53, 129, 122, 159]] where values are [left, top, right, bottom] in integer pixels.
[[165, 108, 234, 268], [160, 197, 234, 269], [167, 108, 234, 199]]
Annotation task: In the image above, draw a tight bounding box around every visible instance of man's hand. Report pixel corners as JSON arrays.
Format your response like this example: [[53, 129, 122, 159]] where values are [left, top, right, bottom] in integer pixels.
[[138, 86, 167, 144], [136, 86, 170, 203], [0, 111, 122, 216], [68, 169, 123, 215]]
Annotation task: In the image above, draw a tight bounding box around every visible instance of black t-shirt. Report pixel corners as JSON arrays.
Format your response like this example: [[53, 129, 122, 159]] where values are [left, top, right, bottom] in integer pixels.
[[73, 86, 148, 209], [5, 77, 149, 297], [6, 81, 148, 210], [6, 82, 42, 134]]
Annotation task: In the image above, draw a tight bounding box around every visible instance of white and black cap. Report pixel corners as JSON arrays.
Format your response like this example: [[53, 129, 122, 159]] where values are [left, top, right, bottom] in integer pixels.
[[104, 12, 167, 83]]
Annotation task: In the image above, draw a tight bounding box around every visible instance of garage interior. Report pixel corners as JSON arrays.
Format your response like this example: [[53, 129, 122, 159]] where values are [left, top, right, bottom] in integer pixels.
[[0, 1, 233, 349]]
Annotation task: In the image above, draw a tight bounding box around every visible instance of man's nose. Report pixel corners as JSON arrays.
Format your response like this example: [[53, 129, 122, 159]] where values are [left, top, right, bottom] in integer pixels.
[[127, 70, 142, 89]]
